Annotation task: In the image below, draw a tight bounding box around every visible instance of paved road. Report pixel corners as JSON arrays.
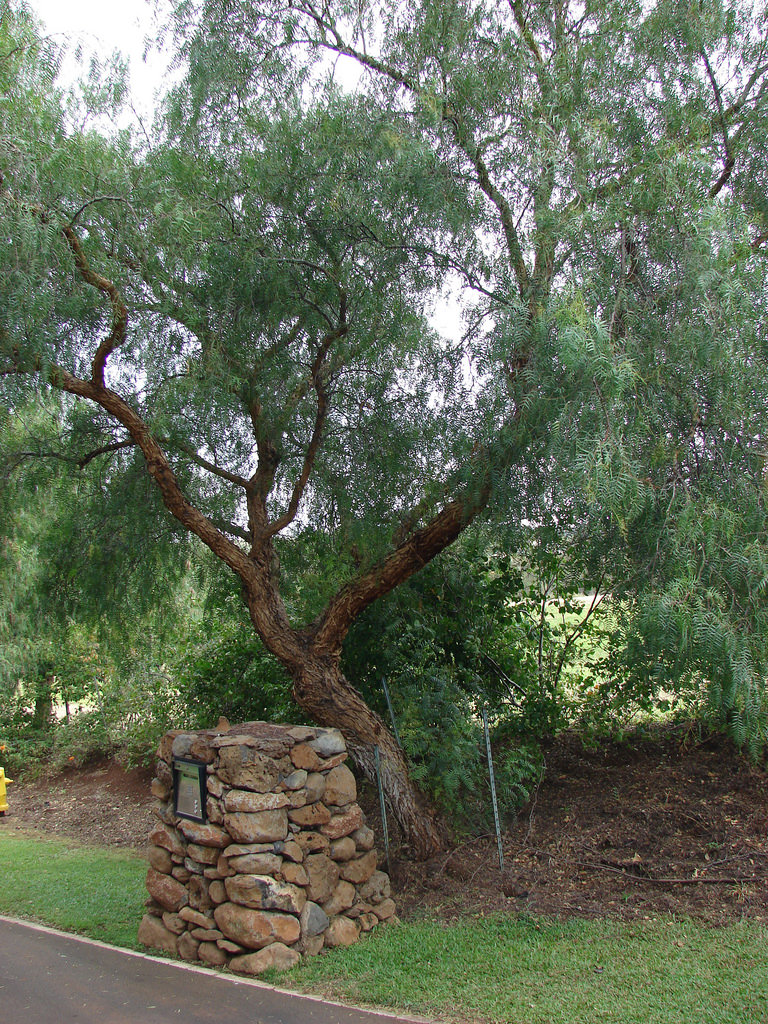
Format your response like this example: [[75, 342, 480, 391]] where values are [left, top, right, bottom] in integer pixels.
[[0, 917, 434, 1024]]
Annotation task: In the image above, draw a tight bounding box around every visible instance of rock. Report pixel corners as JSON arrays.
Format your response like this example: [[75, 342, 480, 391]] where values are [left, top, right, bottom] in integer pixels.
[[148, 845, 173, 874], [161, 911, 186, 935], [308, 729, 346, 758], [186, 843, 220, 865], [150, 825, 185, 856], [217, 746, 280, 792], [217, 938, 246, 954], [322, 880, 356, 916], [359, 912, 379, 932], [324, 764, 357, 807], [189, 735, 217, 763], [304, 853, 340, 904], [224, 810, 288, 844], [206, 775, 225, 798], [352, 825, 375, 852], [198, 941, 228, 966], [214, 903, 301, 950], [225, 874, 306, 914], [281, 840, 304, 863], [209, 880, 227, 904], [290, 743, 322, 771], [177, 820, 230, 848], [189, 874, 213, 911], [224, 790, 290, 813], [304, 772, 326, 803], [329, 837, 356, 862], [324, 916, 360, 948], [171, 866, 191, 883], [179, 906, 215, 929], [298, 934, 325, 957], [171, 734, 198, 759], [230, 942, 301, 975], [184, 858, 205, 875], [206, 796, 224, 825], [191, 927, 224, 941], [295, 831, 330, 854], [321, 805, 363, 840], [177, 931, 201, 961], [288, 802, 331, 827], [151, 777, 171, 801], [146, 868, 188, 912], [300, 901, 329, 938], [372, 897, 397, 921], [339, 850, 378, 885], [359, 870, 391, 903], [316, 753, 348, 771], [138, 914, 178, 954], [157, 731, 184, 763], [281, 861, 309, 887], [228, 852, 282, 875], [280, 769, 308, 791]]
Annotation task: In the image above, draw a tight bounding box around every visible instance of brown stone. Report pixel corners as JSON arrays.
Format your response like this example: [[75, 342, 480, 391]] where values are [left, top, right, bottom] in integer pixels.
[[191, 927, 224, 941], [352, 825, 375, 852], [157, 731, 184, 763], [308, 728, 346, 758], [177, 931, 200, 962], [298, 934, 325, 957], [372, 898, 396, 921], [329, 837, 356, 862], [206, 796, 224, 825], [339, 850, 378, 885], [214, 903, 301, 950], [295, 831, 330, 854], [324, 916, 360, 948], [228, 852, 282, 875], [216, 745, 280, 792], [224, 810, 288, 844], [304, 854, 340, 905], [146, 868, 188, 912], [322, 880, 356, 916], [224, 789, 290, 813], [184, 858, 205, 875], [217, 938, 246, 954], [324, 764, 357, 807], [290, 743, 322, 771], [288, 802, 331, 827], [161, 911, 186, 935], [320, 805, 363, 840], [305, 772, 326, 803], [281, 840, 304, 863], [279, 769, 308, 791], [281, 861, 309, 886], [138, 914, 178, 954], [148, 845, 173, 874], [198, 941, 228, 966], [177, 820, 229, 848], [316, 752, 348, 771], [189, 735, 217, 763], [179, 906, 215, 929], [230, 943, 301, 975], [206, 774, 225, 798], [225, 874, 306, 914], [156, 758, 173, 788], [171, 866, 191, 883], [149, 825, 185, 856], [189, 874, 213, 911], [151, 777, 171, 801], [186, 843, 220, 865], [359, 870, 391, 902], [209, 880, 227, 904]]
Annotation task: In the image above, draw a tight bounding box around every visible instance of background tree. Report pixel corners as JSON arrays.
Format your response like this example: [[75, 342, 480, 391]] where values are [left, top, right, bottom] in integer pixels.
[[2, 0, 767, 855]]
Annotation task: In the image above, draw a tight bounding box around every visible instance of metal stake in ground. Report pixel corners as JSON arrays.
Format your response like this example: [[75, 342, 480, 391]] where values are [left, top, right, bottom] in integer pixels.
[[381, 676, 402, 748], [374, 744, 391, 872], [482, 707, 504, 872]]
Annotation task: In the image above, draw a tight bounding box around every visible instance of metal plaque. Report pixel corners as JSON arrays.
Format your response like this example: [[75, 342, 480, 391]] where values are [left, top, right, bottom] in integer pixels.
[[173, 757, 207, 823]]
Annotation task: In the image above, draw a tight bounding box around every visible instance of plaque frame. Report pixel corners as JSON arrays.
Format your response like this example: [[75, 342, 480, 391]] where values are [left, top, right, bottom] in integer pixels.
[[172, 757, 208, 824]]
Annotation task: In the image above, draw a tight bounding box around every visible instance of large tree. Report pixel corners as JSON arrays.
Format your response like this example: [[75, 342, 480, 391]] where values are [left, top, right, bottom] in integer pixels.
[[2, 0, 767, 856]]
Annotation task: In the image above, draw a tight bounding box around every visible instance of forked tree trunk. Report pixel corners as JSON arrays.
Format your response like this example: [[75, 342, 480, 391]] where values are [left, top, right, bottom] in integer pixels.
[[291, 656, 446, 861]]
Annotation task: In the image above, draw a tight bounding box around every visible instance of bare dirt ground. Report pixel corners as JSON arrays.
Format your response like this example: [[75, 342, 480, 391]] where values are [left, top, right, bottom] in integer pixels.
[[3, 726, 767, 926]]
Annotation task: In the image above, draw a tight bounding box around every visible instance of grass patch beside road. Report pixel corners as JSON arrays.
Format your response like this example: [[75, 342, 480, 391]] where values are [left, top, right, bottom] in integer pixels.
[[0, 828, 766, 1023], [272, 914, 768, 1024], [0, 830, 147, 947]]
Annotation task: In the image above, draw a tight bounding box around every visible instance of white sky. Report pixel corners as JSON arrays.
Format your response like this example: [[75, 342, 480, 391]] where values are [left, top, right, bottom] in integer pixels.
[[29, 0, 173, 114]]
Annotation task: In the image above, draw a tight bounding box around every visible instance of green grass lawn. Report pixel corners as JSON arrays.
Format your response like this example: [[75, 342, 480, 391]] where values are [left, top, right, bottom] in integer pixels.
[[1, 828, 766, 1024]]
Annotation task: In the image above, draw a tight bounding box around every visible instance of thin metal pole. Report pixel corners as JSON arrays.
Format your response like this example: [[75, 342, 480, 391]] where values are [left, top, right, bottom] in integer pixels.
[[381, 676, 402, 748], [482, 707, 504, 872], [374, 744, 390, 872]]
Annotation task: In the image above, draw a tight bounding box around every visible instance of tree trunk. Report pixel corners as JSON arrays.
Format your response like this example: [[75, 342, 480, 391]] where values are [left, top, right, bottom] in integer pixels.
[[291, 656, 447, 861]]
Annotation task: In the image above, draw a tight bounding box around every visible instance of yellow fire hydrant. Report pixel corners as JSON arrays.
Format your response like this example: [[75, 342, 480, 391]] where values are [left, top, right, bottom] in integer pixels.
[[0, 767, 12, 815]]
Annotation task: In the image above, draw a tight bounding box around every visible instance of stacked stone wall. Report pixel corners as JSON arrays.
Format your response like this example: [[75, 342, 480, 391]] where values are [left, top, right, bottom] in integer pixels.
[[138, 722, 395, 974]]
